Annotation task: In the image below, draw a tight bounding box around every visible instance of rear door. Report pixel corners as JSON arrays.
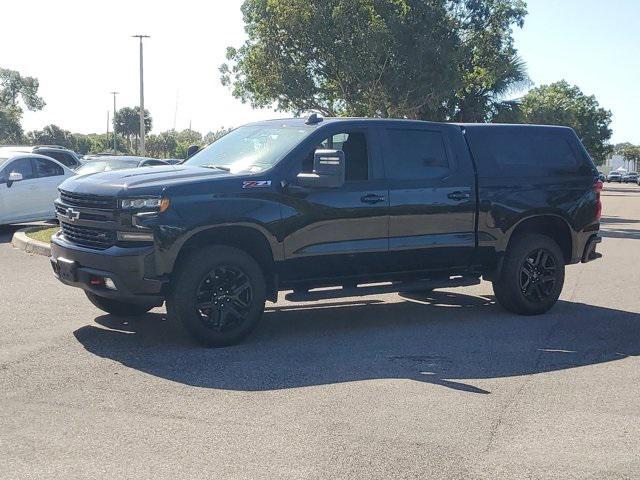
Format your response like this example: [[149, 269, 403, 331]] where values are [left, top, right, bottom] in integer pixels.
[[281, 125, 389, 281], [41, 150, 80, 169], [32, 157, 68, 217], [382, 124, 477, 272]]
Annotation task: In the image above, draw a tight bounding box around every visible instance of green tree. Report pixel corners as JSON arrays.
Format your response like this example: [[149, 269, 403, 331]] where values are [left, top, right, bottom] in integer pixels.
[[114, 107, 152, 152], [220, 0, 527, 121], [0, 107, 24, 143], [204, 127, 232, 144], [514, 81, 613, 165], [0, 67, 46, 143], [26, 124, 76, 149], [614, 143, 640, 170]]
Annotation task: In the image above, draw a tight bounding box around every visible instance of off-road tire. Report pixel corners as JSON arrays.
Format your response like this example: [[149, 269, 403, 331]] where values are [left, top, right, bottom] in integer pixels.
[[167, 245, 266, 347], [493, 233, 565, 315]]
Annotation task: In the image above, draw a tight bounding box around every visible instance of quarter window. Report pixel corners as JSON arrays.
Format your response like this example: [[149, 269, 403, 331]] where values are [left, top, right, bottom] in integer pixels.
[[384, 129, 449, 179]]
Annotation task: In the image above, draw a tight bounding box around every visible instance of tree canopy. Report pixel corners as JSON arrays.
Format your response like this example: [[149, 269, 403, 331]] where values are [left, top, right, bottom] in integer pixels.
[[221, 0, 527, 122], [114, 106, 152, 153], [507, 81, 613, 165], [0, 68, 46, 143], [614, 143, 640, 169]]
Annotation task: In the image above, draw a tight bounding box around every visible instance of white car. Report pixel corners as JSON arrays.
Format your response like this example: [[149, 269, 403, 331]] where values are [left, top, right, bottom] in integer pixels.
[[0, 152, 75, 225]]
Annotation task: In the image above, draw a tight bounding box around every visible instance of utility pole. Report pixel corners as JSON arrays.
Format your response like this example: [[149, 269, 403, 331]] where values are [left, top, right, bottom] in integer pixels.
[[110, 91, 119, 153], [106, 111, 110, 139], [132, 34, 150, 155]]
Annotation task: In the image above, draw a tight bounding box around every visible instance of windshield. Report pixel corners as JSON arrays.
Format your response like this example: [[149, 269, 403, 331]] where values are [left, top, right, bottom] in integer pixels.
[[185, 124, 313, 174], [77, 160, 137, 175]]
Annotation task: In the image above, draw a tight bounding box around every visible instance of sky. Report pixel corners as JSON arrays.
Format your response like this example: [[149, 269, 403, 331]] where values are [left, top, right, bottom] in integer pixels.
[[1, 0, 638, 143]]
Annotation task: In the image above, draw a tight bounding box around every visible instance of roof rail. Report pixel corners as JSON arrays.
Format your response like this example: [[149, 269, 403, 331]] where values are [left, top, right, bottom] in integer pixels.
[[33, 145, 68, 150]]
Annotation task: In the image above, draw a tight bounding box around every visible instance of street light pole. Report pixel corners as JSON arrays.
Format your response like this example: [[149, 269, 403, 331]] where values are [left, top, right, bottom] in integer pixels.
[[109, 91, 119, 153], [132, 34, 150, 155]]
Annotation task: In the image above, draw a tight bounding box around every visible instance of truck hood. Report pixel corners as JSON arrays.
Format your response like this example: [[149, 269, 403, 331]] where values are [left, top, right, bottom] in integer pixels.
[[60, 165, 232, 196]]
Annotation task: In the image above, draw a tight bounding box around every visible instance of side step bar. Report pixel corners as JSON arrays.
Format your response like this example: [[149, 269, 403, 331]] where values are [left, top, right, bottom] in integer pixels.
[[284, 276, 481, 302]]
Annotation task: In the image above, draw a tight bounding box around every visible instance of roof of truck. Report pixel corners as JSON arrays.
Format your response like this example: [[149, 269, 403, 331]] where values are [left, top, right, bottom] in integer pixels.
[[251, 116, 574, 132]]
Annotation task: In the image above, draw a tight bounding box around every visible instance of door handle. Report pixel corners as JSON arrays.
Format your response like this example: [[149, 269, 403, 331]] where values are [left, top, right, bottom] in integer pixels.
[[447, 191, 470, 201], [360, 194, 385, 204]]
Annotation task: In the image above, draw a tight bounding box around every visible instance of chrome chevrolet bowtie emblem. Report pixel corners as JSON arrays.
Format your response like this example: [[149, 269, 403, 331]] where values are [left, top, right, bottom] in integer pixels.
[[65, 208, 80, 222]]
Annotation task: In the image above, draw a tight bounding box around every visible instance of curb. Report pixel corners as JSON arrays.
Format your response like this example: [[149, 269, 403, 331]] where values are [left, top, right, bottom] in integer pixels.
[[11, 227, 52, 257]]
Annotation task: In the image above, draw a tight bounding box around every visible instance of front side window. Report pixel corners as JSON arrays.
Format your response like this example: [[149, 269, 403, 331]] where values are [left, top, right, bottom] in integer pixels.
[[302, 131, 369, 182], [185, 124, 314, 174], [384, 129, 449, 180], [34, 158, 64, 177], [3, 158, 34, 180]]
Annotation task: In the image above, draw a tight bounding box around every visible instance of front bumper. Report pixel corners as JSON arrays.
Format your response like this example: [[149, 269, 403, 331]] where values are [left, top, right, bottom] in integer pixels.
[[50, 232, 166, 304]]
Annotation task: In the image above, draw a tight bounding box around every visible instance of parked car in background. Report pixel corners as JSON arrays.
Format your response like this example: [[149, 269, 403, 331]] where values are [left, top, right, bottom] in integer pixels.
[[0, 145, 82, 170], [75, 156, 169, 175], [607, 171, 623, 183], [0, 152, 75, 225], [622, 172, 639, 183], [597, 171, 606, 182]]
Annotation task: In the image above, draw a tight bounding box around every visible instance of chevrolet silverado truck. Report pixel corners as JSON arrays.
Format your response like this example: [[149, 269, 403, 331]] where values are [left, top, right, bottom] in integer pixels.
[[51, 116, 603, 346]]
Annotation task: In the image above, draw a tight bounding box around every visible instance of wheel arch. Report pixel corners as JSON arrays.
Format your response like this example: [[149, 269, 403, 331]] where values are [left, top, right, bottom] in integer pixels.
[[502, 214, 575, 264], [170, 225, 280, 301]]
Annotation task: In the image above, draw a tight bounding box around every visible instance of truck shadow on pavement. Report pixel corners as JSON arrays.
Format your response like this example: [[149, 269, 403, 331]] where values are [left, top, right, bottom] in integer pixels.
[[73, 292, 640, 394]]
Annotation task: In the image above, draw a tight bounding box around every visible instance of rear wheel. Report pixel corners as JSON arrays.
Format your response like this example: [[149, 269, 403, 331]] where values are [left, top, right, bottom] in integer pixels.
[[167, 246, 266, 347], [85, 291, 155, 316], [493, 234, 565, 315]]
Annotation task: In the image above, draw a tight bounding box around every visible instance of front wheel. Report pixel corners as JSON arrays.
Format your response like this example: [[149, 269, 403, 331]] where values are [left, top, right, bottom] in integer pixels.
[[85, 291, 155, 316], [167, 245, 266, 347], [492, 234, 565, 315]]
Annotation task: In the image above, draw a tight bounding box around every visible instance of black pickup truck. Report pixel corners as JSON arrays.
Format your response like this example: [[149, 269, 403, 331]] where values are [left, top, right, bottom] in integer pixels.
[[51, 116, 603, 346]]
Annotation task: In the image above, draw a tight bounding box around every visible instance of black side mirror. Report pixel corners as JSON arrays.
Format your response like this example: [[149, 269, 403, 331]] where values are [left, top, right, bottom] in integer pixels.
[[186, 145, 200, 159], [296, 149, 345, 188]]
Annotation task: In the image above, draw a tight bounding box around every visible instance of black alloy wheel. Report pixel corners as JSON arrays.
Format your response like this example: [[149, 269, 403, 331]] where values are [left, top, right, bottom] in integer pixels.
[[492, 233, 565, 316], [168, 245, 266, 347], [519, 248, 557, 303], [195, 265, 253, 332]]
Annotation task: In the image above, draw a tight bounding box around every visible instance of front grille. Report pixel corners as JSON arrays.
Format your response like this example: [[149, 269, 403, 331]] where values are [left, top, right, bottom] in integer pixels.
[[60, 222, 115, 250], [59, 189, 116, 210], [55, 204, 109, 222]]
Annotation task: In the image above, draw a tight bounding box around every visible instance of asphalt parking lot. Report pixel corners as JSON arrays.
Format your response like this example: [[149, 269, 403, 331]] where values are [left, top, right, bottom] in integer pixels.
[[1, 183, 639, 480]]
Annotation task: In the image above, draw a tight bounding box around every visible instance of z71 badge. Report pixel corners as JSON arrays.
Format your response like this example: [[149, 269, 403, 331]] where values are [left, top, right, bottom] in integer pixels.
[[242, 180, 272, 189]]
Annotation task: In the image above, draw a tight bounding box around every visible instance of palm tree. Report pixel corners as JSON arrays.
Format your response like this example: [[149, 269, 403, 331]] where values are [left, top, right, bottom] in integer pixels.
[[114, 107, 152, 153]]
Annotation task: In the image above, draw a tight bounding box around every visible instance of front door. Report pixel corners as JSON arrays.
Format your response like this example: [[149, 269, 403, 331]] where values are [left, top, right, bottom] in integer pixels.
[[0, 158, 37, 223], [382, 124, 477, 273], [280, 126, 389, 283]]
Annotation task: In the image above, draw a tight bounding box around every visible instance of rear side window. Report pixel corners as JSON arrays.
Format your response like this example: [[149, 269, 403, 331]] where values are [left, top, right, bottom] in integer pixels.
[[34, 158, 64, 177], [43, 151, 77, 168], [464, 127, 590, 177], [384, 129, 449, 179]]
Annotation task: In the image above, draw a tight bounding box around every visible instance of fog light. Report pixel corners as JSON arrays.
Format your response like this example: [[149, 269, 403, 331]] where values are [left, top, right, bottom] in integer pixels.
[[104, 278, 117, 290], [117, 231, 154, 242]]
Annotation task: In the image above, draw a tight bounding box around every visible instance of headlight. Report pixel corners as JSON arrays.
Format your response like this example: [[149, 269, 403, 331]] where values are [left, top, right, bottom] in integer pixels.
[[120, 197, 170, 212]]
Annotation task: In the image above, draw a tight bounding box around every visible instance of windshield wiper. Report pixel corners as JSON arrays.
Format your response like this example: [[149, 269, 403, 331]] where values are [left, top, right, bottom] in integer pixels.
[[201, 164, 231, 171]]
